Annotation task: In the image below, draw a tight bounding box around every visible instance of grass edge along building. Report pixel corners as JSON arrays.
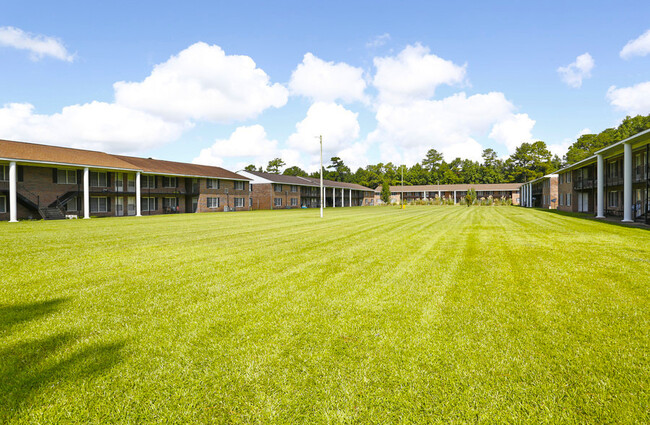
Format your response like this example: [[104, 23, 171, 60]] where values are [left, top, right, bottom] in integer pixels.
[[240, 170, 375, 209], [0, 139, 252, 222], [520, 129, 650, 224], [375, 183, 521, 205]]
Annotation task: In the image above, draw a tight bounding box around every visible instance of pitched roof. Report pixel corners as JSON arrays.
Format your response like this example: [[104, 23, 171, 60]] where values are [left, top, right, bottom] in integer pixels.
[[0, 139, 139, 170], [380, 183, 522, 192], [245, 170, 373, 191], [114, 155, 249, 180], [0, 139, 248, 180]]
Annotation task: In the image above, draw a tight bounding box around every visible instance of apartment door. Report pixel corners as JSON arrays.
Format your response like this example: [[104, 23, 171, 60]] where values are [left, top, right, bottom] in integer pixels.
[[191, 196, 198, 212], [577, 192, 589, 212], [635, 188, 643, 218], [115, 173, 124, 192], [127, 196, 136, 216], [115, 197, 124, 216]]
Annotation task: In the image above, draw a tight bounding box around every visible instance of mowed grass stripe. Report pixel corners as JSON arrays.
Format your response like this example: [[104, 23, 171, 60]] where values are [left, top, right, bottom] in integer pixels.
[[1, 206, 648, 423]]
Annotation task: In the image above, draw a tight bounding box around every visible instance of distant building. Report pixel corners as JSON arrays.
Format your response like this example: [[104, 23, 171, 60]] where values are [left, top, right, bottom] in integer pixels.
[[239, 170, 375, 209], [374, 183, 521, 205], [519, 174, 558, 209]]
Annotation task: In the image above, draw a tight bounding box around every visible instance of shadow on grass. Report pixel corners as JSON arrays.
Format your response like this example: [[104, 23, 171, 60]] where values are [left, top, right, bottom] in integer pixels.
[[0, 299, 125, 422], [0, 298, 68, 334], [532, 208, 649, 231]]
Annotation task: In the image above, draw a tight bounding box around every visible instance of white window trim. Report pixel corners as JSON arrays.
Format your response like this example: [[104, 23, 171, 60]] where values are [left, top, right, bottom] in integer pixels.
[[90, 196, 108, 213], [207, 197, 220, 209], [0, 195, 6, 213], [142, 197, 156, 212], [234, 197, 244, 207], [0, 165, 8, 182]]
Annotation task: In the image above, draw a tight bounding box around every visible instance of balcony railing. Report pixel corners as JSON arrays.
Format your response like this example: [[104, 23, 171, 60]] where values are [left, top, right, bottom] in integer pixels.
[[633, 165, 648, 183], [606, 176, 624, 187], [573, 178, 595, 191]]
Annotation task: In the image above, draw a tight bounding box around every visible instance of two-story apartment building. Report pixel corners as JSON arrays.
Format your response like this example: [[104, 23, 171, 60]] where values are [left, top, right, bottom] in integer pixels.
[[375, 183, 521, 205], [519, 174, 558, 209], [551, 129, 649, 223], [239, 170, 375, 209], [0, 139, 250, 221]]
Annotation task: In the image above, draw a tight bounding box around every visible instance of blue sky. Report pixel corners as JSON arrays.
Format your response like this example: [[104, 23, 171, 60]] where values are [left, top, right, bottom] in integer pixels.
[[1, 1, 649, 172]]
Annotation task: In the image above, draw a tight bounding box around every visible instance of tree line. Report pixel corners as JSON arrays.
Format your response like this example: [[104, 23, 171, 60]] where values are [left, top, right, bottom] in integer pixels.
[[245, 114, 650, 189]]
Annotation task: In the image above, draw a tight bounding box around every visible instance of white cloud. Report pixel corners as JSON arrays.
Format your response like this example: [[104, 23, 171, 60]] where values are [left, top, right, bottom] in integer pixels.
[[548, 128, 592, 158], [557, 53, 594, 88], [607, 81, 650, 116], [114, 42, 288, 122], [366, 33, 391, 48], [0, 102, 187, 152], [192, 125, 278, 166], [0, 26, 74, 62], [373, 43, 467, 104], [488, 113, 536, 152], [289, 53, 367, 104], [287, 102, 360, 155], [368, 91, 531, 164], [620, 29, 650, 59]]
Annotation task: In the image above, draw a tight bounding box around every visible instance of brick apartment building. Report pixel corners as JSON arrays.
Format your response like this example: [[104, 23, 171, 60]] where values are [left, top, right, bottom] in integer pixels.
[[375, 183, 521, 205], [239, 170, 375, 209], [0, 139, 251, 221], [520, 129, 649, 224], [519, 174, 558, 209]]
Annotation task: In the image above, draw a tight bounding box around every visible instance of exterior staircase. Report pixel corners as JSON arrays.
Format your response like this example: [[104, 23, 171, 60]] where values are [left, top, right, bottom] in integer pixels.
[[38, 206, 66, 220]]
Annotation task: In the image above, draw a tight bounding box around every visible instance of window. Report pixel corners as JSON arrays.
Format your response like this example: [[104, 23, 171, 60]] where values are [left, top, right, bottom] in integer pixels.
[[249, 197, 253, 207], [291, 185, 298, 193], [163, 197, 177, 209], [90, 172, 107, 187], [142, 197, 157, 212], [608, 191, 618, 208], [206, 178, 220, 189], [115, 173, 124, 191], [127, 174, 136, 191], [274, 198, 282, 207], [234, 181, 245, 190], [57, 169, 78, 184], [234, 197, 244, 207], [274, 184, 282, 192], [66, 197, 79, 212], [162, 176, 177, 188], [1, 165, 9, 181], [207, 197, 220, 208], [0, 195, 6, 213], [567, 173, 572, 183], [90, 196, 108, 213], [566, 193, 571, 206], [291, 198, 298, 206], [127, 197, 136, 215], [141, 175, 156, 188], [559, 194, 564, 206]]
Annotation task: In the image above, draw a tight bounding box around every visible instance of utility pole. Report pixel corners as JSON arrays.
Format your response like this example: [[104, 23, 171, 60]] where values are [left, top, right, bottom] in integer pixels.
[[401, 165, 404, 207], [320, 134, 323, 218]]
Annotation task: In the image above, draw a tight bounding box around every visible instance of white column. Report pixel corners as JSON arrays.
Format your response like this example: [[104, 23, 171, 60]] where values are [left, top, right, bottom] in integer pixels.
[[349, 189, 352, 207], [135, 172, 142, 216], [453, 190, 457, 205], [341, 188, 344, 207], [438, 189, 441, 199], [623, 143, 633, 222], [83, 167, 90, 219], [596, 154, 605, 218], [423, 191, 427, 200], [8, 161, 17, 222], [332, 188, 335, 208]]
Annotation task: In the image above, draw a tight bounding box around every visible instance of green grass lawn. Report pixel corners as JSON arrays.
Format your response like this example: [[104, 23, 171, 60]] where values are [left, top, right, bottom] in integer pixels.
[[1, 206, 648, 423]]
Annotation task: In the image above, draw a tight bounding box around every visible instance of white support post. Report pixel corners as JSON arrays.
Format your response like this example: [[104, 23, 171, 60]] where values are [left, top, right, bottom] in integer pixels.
[[596, 154, 605, 218], [8, 161, 17, 222], [349, 189, 352, 207], [83, 167, 90, 219], [332, 188, 335, 208], [453, 190, 457, 205], [136, 172, 142, 216], [623, 143, 633, 222], [341, 187, 344, 207], [423, 190, 427, 200]]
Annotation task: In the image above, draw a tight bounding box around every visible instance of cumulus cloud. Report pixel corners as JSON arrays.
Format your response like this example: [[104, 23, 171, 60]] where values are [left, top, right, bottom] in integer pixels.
[[606, 81, 650, 115], [366, 33, 391, 48], [114, 42, 288, 122], [548, 128, 591, 158], [373, 43, 466, 104], [0, 26, 74, 62], [192, 125, 278, 166], [368, 91, 533, 163], [287, 102, 360, 155], [289, 53, 367, 104], [488, 113, 536, 152], [0, 102, 187, 152], [557, 53, 594, 88], [620, 29, 650, 59]]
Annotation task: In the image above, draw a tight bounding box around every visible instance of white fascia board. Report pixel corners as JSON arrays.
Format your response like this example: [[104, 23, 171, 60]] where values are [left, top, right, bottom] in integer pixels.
[[141, 171, 250, 181], [0, 157, 142, 172], [594, 128, 650, 155]]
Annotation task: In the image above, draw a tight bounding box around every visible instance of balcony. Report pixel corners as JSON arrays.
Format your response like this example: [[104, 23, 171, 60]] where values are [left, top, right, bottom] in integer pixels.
[[633, 165, 648, 183], [606, 176, 624, 187], [573, 178, 595, 191]]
